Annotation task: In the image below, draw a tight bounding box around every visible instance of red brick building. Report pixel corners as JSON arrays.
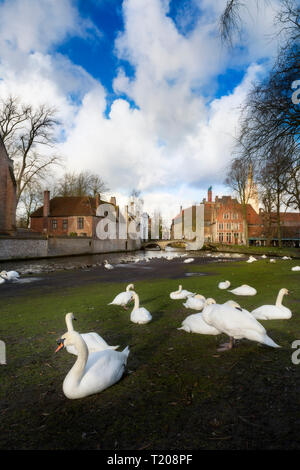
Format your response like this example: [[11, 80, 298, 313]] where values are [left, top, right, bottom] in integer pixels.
[[30, 191, 117, 237], [0, 135, 17, 235], [171, 187, 300, 247]]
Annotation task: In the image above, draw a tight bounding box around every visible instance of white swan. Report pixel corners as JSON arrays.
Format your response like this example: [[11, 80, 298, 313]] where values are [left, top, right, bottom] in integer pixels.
[[0, 270, 20, 281], [0, 278, 5, 285], [282, 256, 291, 260], [218, 280, 230, 290], [178, 299, 220, 335], [292, 266, 300, 271], [261, 255, 267, 259], [184, 258, 194, 263], [64, 313, 119, 355], [170, 285, 195, 299], [202, 302, 280, 351], [55, 330, 129, 399], [229, 284, 257, 296], [251, 288, 291, 320], [130, 292, 152, 324], [183, 294, 206, 310], [108, 284, 135, 310], [104, 260, 114, 270], [270, 258, 276, 263], [247, 256, 257, 263]]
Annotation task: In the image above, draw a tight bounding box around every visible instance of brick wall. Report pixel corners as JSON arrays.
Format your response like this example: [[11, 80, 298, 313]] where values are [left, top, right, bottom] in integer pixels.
[[0, 137, 16, 234]]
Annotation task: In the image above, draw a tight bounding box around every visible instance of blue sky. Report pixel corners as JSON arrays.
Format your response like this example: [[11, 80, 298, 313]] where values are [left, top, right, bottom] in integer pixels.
[[0, 0, 281, 222]]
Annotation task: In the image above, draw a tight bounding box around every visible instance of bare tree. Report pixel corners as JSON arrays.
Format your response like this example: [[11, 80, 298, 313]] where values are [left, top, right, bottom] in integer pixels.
[[225, 157, 254, 246], [17, 180, 44, 228], [0, 96, 61, 204], [53, 170, 109, 197]]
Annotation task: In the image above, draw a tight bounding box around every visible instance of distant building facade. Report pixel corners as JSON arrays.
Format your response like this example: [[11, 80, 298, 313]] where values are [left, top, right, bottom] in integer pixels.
[[0, 135, 17, 235], [30, 191, 118, 238], [171, 187, 300, 247]]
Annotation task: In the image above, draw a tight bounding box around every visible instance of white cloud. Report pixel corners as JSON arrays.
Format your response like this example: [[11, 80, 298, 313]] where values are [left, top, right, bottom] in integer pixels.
[[0, 0, 283, 222]]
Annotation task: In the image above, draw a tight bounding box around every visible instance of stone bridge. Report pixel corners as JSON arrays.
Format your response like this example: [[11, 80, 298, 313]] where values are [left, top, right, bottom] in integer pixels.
[[142, 237, 204, 251]]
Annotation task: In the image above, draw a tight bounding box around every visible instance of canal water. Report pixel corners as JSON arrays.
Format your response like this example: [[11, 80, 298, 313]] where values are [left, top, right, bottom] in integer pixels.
[[0, 247, 244, 276]]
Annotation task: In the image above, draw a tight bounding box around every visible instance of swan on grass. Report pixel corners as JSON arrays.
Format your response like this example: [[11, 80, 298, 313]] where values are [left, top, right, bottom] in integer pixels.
[[251, 288, 291, 320], [170, 285, 195, 299], [0, 270, 20, 281], [104, 260, 114, 270], [0, 278, 5, 285], [130, 291, 152, 324], [218, 280, 230, 290], [292, 266, 300, 271], [183, 294, 206, 310], [55, 330, 129, 399], [229, 284, 257, 296], [202, 302, 280, 351], [178, 299, 220, 335], [247, 256, 257, 263], [108, 284, 135, 310], [64, 313, 119, 355]]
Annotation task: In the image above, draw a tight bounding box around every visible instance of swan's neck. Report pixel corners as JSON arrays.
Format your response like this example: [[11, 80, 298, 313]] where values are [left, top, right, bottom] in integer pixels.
[[65, 315, 74, 332], [276, 290, 286, 307], [126, 284, 133, 292], [65, 334, 88, 388], [133, 293, 140, 309], [178, 285, 182, 293]]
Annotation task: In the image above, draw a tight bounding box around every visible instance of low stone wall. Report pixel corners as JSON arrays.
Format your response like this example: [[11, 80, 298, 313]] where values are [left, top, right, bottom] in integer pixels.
[[0, 237, 48, 260], [0, 236, 142, 261]]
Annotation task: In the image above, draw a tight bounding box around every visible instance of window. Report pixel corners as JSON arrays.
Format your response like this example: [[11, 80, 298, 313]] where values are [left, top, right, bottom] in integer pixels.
[[77, 217, 84, 229], [51, 219, 57, 230], [232, 213, 238, 219], [62, 219, 68, 231], [226, 232, 232, 243], [226, 223, 231, 230], [233, 232, 239, 241], [218, 223, 223, 230], [219, 233, 224, 242], [223, 213, 229, 219]]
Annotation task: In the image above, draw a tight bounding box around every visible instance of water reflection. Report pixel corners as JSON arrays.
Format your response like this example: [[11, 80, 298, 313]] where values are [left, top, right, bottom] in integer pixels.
[[0, 248, 243, 276]]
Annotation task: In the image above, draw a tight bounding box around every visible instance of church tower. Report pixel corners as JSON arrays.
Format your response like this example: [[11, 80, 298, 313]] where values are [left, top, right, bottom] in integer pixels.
[[245, 164, 259, 214]]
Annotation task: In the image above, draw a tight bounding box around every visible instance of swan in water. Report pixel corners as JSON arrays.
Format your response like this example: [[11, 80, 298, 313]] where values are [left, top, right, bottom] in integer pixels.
[[170, 285, 195, 299], [178, 299, 220, 335], [64, 313, 119, 355], [108, 284, 135, 310], [130, 291, 152, 324], [218, 280, 230, 290], [292, 266, 300, 271], [184, 258, 194, 263], [229, 284, 257, 296], [202, 301, 280, 351], [104, 260, 114, 270], [55, 330, 129, 399], [0, 270, 20, 281], [261, 255, 267, 259], [183, 294, 206, 310], [251, 288, 291, 320], [282, 256, 291, 260]]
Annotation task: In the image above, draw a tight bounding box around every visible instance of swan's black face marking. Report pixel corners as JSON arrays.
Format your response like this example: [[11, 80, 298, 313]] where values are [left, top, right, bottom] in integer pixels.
[[55, 338, 65, 353], [235, 307, 243, 312]]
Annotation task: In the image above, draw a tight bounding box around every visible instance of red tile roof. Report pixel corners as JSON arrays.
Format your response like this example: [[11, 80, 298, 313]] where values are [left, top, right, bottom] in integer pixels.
[[31, 196, 113, 218]]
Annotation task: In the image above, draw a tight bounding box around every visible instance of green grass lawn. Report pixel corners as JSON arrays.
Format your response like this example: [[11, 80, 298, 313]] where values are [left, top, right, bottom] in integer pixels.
[[204, 243, 300, 258], [1, 258, 300, 450]]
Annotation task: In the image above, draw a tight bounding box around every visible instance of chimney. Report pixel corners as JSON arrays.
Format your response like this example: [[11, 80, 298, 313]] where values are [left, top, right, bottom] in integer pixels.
[[95, 193, 101, 208], [43, 190, 50, 217], [110, 196, 116, 206], [208, 186, 212, 203], [43, 190, 50, 232]]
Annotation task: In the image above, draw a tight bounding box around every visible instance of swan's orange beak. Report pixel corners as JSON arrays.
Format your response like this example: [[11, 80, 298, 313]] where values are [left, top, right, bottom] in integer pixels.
[[55, 339, 64, 353]]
